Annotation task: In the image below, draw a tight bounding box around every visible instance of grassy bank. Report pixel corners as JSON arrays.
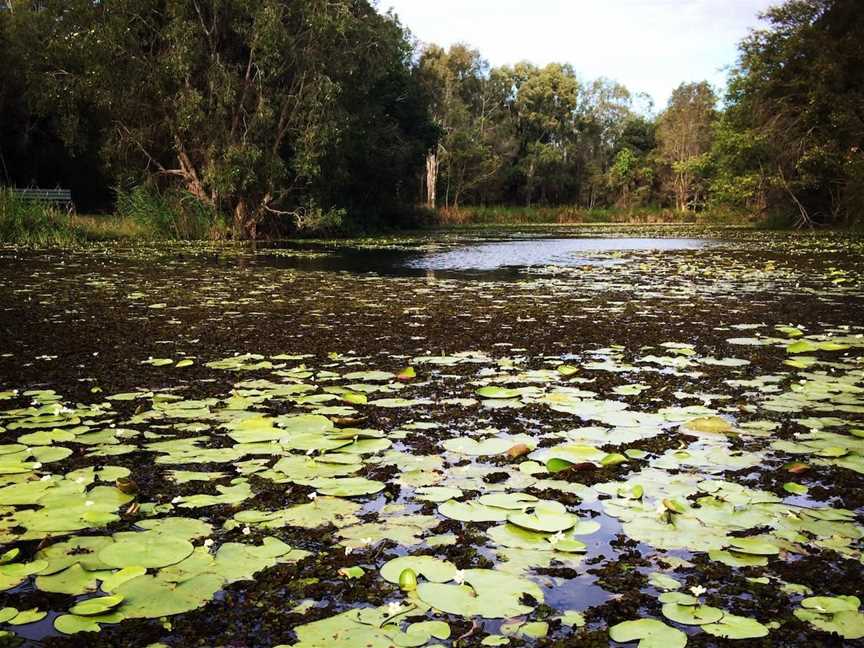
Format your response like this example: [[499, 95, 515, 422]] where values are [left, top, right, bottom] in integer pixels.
[[0, 186, 228, 246], [436, 205, 755, 226]]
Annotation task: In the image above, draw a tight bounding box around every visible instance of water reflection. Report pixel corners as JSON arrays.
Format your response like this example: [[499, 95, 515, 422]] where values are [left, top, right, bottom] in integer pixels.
[[256, 237, 714, 278]]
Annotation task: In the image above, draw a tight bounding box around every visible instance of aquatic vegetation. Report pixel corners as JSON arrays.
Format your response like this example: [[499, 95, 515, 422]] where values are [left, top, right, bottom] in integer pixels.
[[0, 227, 862, 645]]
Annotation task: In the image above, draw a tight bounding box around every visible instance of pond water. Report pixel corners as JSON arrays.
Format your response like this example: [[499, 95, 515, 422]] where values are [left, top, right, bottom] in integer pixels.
[[258, 236, 717, 277], [0, 226, 863, 647]]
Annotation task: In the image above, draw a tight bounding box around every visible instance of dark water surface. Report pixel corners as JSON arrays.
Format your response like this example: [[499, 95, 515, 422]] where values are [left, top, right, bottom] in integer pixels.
[[256, 236, 717, 278]]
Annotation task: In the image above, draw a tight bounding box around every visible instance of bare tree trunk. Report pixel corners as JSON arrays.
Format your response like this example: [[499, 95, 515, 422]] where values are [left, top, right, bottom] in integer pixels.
[[234, 199, 252, 239], [425, 150, 438, 209]]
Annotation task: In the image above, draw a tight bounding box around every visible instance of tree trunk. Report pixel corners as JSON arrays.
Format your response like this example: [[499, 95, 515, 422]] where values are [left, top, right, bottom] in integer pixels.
[[234, 199, 254, 239], [425, 150, 438, 209]]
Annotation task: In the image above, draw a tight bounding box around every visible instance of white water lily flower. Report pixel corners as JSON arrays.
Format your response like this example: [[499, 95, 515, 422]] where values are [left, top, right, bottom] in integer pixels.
[[171, 496, 183, 504], [548, 531, 565, 546], [204, 539, 214, 548], [242, 526, 251, 536], [453, 570, 466, 585], [689, 585, 707, 597], [308, 492, 317, 501], [387, 601, 403, 615]]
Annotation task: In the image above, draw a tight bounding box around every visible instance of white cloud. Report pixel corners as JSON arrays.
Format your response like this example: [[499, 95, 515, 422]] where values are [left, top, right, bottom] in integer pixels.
[[381, 0, 776, 107]]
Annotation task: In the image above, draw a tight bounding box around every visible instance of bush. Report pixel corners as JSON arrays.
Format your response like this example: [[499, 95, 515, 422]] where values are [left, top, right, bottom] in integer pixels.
[[115, 185, 225, 240], [0, 188, 83, 246]]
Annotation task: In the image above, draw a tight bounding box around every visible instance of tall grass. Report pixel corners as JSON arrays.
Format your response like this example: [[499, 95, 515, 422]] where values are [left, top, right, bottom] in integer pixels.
[[0, 188, 83, 246], [115, 185, 225, 240]]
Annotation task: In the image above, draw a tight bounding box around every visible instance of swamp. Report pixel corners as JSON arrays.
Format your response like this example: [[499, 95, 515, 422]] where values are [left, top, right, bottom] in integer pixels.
[[0, 225, 863, 647]]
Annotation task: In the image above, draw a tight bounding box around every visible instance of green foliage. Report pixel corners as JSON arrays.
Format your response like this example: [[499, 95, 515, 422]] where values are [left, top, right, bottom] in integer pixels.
[[723, 0, 864, 225], [0, 188, 82, 247]]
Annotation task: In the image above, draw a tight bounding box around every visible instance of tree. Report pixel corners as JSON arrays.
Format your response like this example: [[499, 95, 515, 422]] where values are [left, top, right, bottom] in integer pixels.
[[8, 0, 435, 237], [724, 0, 864, 225], [656, 82, 717, 212]]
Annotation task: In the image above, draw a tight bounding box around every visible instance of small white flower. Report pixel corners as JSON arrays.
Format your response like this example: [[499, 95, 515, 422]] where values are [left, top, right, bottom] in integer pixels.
[[204, 539, 214, 548], [453, 570, 466, 585], [689, 585, 707, 597], [171, 496, 183, 504], [387, 601, 403, 615], [84, 500, 95, 507], [242, 526, 251, 536], [308, 492, 318, 501], [548, 531, 565, 546], [344, 545, 352, 556]]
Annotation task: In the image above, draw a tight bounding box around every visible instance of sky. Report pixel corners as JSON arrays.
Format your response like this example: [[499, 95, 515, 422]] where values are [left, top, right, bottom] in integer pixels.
[[380, 0, 778, 110]]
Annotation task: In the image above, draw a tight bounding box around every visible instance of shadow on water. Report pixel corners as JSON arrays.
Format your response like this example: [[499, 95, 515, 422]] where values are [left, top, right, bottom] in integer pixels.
[[255, 237, 717, 279]]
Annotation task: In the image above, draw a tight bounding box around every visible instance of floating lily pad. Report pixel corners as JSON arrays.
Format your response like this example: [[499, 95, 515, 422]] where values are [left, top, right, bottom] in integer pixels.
[[98, 533, 194, 569], [609, 619, 687, 648]]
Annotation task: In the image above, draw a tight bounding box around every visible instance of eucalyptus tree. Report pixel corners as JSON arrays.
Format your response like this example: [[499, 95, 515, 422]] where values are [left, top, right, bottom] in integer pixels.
[[656, 82, 717, 212]]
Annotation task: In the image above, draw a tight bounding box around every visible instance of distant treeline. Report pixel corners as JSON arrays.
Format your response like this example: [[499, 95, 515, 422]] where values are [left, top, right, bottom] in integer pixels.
[[0, 0, 861, 237]]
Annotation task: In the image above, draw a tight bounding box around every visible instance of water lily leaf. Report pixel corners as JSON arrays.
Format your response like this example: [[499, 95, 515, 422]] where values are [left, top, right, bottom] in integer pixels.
[[414, 486, 463, 503], [70, 594, 125, 616], [54, 611, 125, 634], [439, 499, 510, 522], [338, 566, 365, 580], [100, 566, 147, 593], [726, 537, 781, 556], [783, 482, 809, 495], [648, 573, 682, 591], [801, 595, 860, 613], [507, 502, 577, 533], [8, 607, 46, 625], [416, 569, 543, 618], [98, 533, 194, 569], [35, 563, 108, 595], [703, 614, 769, 639], [661, 602, 724, 625], [381, 556, 458, 585], [477, 493, 538, 510], [476, 387, 522, 399], [795, 606, 864, 639], [115, 573, 223, 618], [609, 619, 687, 648], [442, 437, 522, 456], [302, 477, 385, 497]]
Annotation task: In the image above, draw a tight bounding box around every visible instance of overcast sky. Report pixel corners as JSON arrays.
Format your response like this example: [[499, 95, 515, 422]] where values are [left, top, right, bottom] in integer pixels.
[[380, 0, 778, 110]]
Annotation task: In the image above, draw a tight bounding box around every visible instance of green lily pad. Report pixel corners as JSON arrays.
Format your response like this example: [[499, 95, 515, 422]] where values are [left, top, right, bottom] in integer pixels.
[[69, 594, 125, 616], [703, 614, 769, 639], [661, 602, 724, 626], [609, 619, 687, 648], [416, 569, 543, 618], [381, 556, 458, 585], [98, 533, 194, 569]]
